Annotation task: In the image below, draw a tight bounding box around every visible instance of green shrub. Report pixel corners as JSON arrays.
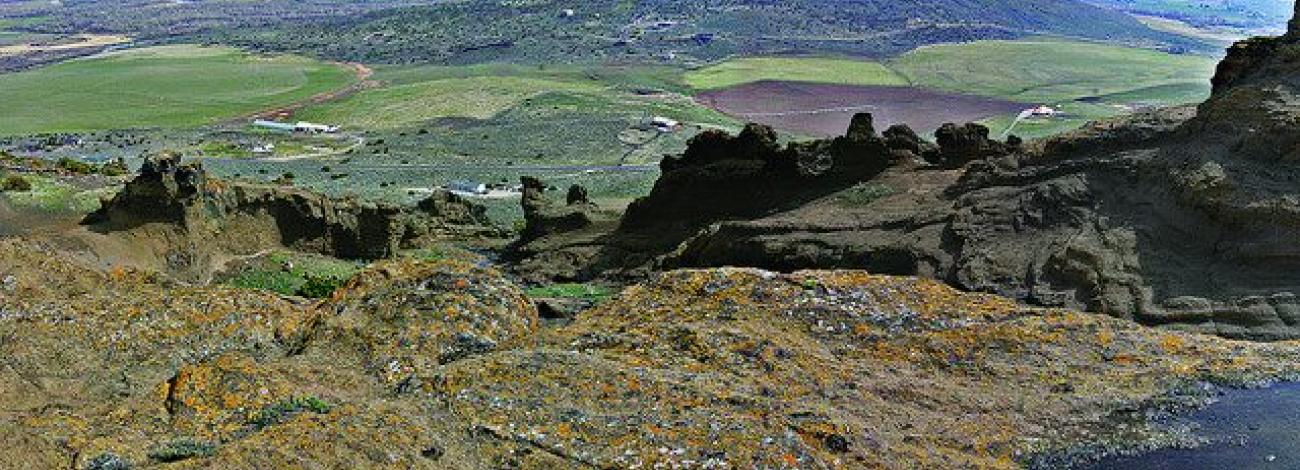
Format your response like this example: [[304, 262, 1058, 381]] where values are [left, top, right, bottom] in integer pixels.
[[147, 439, 215, 463], [835, 183, 894, 206], [228, 270, 301, 297], [84, 453, 131, 470], [526, 283, 614, 301], [1, 175, 32, 192], [297, 274, 346, 299], [56, 157, 97, 175], [100, 159, 130, 177], [248, 396, 332, 430]]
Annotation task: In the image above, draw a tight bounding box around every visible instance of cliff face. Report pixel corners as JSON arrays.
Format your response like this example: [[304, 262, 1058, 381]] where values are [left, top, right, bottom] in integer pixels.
[[510, 15, 1300, 340], [81, 155, 502, 279], [4, 237, 1300, 469]]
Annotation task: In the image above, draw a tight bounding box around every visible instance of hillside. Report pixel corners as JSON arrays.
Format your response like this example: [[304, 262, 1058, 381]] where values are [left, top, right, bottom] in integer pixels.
[[190, 0, 1209, 64], [1082, 0, 1292, 34]]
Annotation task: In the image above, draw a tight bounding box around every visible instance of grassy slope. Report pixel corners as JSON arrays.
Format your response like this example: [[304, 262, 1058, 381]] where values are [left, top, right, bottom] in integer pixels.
[[890, 39, 1217, 104], [296, 63, 738, 131], [295, 75, 604, 128], [683, 57, 910, 90], [0, 45, 355, 135], [683, 40, 1216, 104]]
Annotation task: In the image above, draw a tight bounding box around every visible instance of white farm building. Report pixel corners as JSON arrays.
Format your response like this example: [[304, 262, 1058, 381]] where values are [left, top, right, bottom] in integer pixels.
[[650, 116, 680, 133], [252, 120, 339, 134]]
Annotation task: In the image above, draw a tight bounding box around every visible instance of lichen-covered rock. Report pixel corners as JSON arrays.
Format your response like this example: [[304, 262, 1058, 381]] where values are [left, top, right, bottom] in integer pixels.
[[315, 258, 540, 384], [5, 238, 1300, 468]]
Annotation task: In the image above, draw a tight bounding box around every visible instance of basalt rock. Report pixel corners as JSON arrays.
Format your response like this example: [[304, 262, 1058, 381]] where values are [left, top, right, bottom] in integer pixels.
[[83, 154, 501, 280], [507, 177, 620, 283], [508, 114, 1016, 284], [510, 22, 1300, 340]]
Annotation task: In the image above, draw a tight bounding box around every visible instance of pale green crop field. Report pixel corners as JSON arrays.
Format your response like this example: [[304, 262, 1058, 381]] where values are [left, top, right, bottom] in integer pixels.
[[295, 75, 605, 129], [681, 40, 1216, 105], [0, 44, 355, 135], [890, 39, 1217, 104], [683, 56, 911, 90]]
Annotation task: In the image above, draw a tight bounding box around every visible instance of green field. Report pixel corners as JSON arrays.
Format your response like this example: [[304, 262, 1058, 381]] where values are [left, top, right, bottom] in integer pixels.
[[683, 57, 911, 90], [296, 63, 739, 131], [296, 75, 604, 129], [0, 44, 355, 135], [890, 39, 1217, 104], [683, 40, 1216, 105], [674, 39, 1218, 139]]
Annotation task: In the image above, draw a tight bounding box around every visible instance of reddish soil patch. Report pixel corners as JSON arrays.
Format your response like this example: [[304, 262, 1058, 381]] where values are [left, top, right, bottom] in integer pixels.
[[696, 81, 1026, 138], [237, 62, 378, 123]]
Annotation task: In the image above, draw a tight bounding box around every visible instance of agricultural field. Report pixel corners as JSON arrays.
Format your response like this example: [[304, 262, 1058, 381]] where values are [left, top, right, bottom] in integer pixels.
[[683, 38, 1218, 139], [890, 39, 1217, 104], [0, 44, 356, 135], [696, 81, 1024, 137], [683, 57, 910, 91]]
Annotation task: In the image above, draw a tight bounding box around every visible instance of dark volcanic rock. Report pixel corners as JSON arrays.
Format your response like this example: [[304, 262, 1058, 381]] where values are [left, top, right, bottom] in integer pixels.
[[508, 113, 1016, 282]]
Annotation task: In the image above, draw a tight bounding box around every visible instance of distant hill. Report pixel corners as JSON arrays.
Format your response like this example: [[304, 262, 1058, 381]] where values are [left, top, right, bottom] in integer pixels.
[[1081, 0, 1292, 33], [112, 0, 1211, 64]]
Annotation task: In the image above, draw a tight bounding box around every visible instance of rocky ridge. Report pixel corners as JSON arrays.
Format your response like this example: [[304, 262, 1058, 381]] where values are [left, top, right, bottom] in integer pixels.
[[4, 237, 1300, 469], [78, 154, 502, 280]]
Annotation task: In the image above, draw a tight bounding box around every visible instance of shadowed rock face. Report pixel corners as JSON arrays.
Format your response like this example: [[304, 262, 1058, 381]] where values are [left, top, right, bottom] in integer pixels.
[[507, 117, 949, 282], [82, 155, 501, 279], [510, 18, 1300, 340]]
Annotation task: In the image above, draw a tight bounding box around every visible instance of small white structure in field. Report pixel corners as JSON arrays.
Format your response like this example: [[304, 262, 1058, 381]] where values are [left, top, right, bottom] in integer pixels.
[[448, 180, 489, 195], [295, 121, 339, 134], [1028, 105, 1059, 118], [560, 8, 576, 17], [253, 119, 297, 132], [651, 116, 681, 133], [251, 143, 276, 155]]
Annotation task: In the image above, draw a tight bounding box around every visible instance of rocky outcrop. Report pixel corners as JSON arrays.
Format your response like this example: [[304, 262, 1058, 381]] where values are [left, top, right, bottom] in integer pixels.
[[508, 116, 945, 282], [504, 177, 622, 283], [667, 52, 1300, 340], [82, 154, 501, 279], [508, 20, 1300, 340], [5, 237, 1300, 468]]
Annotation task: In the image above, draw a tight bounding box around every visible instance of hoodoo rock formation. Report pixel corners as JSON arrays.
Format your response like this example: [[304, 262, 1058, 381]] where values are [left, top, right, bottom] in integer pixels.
[[82, 154, 501, 279], [511, 17, 1300, 340]]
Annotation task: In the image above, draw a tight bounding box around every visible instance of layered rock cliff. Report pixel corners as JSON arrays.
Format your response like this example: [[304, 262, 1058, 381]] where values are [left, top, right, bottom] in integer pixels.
[[80, 154, 501, 280]]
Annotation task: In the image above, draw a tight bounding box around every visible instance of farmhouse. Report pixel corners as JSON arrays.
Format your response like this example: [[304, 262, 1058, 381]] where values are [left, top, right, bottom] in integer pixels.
[[295, 121, 339, 134], [252, 120, 340, 134], [651, 116, 681, 133], [1028, 105, 1059, 117], [448, 180, 489, 195], [253, 120, 296, 132]]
